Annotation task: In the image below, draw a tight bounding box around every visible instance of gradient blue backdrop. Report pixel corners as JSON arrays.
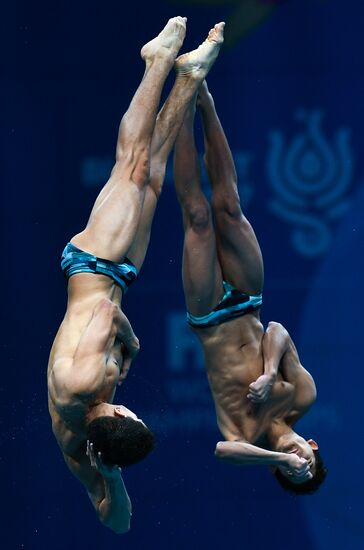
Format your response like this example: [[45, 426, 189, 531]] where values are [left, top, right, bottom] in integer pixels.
[[2, 1, 362, 548]]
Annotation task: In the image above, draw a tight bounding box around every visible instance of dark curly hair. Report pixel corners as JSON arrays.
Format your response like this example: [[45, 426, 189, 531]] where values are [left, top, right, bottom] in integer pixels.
[[86, 416, 155, 467], [274, 449, 327, 495]]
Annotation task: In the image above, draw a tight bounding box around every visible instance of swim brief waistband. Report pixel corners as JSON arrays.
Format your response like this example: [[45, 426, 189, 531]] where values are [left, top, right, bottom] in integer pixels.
[[187, 281, 262, 328], [61, 242, 137, 293]]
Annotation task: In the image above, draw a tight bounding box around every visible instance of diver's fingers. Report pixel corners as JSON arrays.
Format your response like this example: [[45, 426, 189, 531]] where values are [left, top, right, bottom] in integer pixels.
[[247, 391, 265, 403]]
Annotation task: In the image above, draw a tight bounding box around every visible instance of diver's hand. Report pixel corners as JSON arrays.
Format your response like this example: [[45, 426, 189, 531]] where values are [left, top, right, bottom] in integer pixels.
[[247, 374, 275, 403], [279, 453, 313, 481], [118, 338, 140, 386], [110, 306, 140, 387], [117, 353, 134, 386], [86, 440, 121, 481]]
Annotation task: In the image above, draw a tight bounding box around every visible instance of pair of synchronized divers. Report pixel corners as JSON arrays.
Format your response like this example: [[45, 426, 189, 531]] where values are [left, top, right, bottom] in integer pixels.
[[47, 18, 327, 534]]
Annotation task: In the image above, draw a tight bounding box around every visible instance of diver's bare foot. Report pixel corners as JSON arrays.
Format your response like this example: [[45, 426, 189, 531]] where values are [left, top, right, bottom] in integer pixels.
[[175, 22, 225, 79], [141, 17, 187, 64]]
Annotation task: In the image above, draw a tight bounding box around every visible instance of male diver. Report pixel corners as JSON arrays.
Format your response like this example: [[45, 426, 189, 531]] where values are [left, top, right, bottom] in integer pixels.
[[173, 81, 327, 494], [47, 19, 225, 533]]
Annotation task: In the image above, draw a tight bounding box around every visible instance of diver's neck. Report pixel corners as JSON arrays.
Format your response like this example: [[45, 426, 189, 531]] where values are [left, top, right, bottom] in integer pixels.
[[86, 402, 110, 423]]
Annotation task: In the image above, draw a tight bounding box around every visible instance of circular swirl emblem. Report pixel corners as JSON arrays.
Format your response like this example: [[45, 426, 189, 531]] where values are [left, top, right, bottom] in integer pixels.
[[267, 110, 353, 257]]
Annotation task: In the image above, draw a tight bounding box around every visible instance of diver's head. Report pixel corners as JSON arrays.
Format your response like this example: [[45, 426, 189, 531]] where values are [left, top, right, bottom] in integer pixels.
[[86, 404, 155, 467], [274, 433, 327, 494]]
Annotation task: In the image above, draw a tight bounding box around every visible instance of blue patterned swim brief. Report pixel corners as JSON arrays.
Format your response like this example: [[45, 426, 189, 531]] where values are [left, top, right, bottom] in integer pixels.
[[61, 242, 137, 293]]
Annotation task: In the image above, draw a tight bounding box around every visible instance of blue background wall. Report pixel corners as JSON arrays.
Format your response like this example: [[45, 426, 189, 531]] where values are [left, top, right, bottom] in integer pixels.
[[2, 1, 362, 548]]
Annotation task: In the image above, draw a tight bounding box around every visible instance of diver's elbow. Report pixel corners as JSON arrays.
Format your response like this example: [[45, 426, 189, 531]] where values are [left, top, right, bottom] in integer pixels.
[[100, 512, 131, 534], [112, 524, 130, 535], [105, 519, 131, 535], [215, 441, 228, 459]]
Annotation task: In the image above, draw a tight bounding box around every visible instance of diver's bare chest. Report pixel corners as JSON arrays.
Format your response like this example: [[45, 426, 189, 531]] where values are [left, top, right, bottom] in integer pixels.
[[260, 381, 295, 421], [240, 381, 295, 438]]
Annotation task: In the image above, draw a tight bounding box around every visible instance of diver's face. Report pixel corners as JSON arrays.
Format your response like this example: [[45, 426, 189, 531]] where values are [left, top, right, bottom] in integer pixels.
[[114, 405, 146, 426], [279, 436, 318, 482]]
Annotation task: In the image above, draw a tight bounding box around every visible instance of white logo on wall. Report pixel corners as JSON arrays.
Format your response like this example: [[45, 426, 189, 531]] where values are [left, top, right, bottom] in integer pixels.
[[267, 110, 353, 258]]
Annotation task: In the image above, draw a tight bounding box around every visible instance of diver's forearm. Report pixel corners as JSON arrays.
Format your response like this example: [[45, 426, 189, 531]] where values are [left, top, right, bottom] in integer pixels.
[[98, 474, 132, 534], [115, 308, 140, 359], [215, 441, 287, 466]]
